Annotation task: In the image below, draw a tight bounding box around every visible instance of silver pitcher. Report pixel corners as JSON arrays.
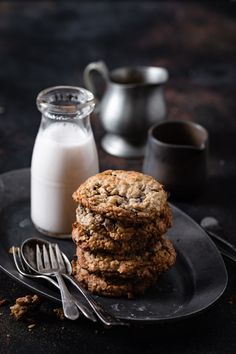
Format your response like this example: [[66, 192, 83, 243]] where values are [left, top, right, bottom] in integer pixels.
[[83, 61, 168, 158]]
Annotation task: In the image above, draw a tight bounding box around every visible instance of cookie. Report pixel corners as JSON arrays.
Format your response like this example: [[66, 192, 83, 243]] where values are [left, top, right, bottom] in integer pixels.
[[72, 262, 158, 298], [73, 170, 168, 223], [75, 205, 172, 241], [72, 222, 162, 255], [76, 236, 176, 278]]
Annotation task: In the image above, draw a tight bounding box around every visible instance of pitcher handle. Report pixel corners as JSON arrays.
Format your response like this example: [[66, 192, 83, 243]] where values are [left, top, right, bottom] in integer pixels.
[[83, 61, 109, 102]]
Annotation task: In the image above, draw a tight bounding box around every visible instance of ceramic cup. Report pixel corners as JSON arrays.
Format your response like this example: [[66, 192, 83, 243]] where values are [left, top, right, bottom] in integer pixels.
[[143, 120, 209, 198]]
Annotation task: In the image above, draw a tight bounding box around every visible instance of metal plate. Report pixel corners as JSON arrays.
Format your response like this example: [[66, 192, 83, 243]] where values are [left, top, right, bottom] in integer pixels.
[[0, 169, 228, 323]]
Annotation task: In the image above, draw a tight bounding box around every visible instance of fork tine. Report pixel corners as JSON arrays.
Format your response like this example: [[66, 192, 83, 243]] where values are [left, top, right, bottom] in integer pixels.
[[13, 247, 27, 275], [36, 244, 44, 271], [43, 244, 51, 269], [54, 244, 66, 273], [49, 244, 58, 270], [17, 248, 27, 272], [12, 246, 22, 273]]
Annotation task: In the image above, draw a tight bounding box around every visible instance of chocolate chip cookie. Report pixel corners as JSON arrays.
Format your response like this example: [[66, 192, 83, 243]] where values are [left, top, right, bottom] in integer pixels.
[[76, 236, 176, 278], [72, 222, 162, 255], [72, 262, 158, 298], [72, 169, 176, 298], [75, 205, 172, 241], [73, 170, 168, 223]]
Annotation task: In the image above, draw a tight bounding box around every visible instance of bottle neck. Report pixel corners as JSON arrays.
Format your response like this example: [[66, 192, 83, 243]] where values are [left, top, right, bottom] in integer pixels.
[[37, 85, 95, 118]]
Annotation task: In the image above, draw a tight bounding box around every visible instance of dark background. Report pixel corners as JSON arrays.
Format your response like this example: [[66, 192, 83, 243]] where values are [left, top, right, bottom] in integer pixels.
[[0, 2, 235, 353]]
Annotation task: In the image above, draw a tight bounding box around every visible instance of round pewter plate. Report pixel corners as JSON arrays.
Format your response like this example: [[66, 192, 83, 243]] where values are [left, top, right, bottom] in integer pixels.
[[0, 169, 228, 323]]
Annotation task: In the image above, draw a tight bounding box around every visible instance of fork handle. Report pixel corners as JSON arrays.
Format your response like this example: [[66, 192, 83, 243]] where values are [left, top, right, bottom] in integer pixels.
[[55, 273, 80, 321], [64, 274, 128, 326], [41, 276, 96, 322], [69, 290, 97, 322]]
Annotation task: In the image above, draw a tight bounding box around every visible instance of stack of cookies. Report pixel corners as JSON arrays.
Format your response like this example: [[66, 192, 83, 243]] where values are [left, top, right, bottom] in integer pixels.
[[72, 170, 176, 298]]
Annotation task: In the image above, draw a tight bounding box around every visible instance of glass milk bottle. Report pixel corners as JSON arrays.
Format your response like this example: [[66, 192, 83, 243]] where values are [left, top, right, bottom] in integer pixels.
[[31, 86, 99, 238]]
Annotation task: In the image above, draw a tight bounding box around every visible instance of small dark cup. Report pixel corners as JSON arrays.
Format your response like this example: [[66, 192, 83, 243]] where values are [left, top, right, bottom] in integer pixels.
[[143, 120, 209, 199]]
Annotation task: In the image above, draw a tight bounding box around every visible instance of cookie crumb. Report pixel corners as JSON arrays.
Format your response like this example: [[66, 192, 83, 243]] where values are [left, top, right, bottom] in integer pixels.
[[228, 296, 235, 305], [0, 298, 7, 307], [28, 324, 36, 331], [8, 247, 14, 254], [53, 308, 65, 320], [10, 295, 42, 321]]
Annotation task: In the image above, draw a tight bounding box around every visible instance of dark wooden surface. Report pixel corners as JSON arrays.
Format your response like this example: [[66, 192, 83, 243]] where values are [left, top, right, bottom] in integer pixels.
[[0, 2, 236, 354]]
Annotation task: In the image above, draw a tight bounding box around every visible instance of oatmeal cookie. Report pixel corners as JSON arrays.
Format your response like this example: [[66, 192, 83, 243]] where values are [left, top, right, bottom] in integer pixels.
[[73, 170, 168, 223], [76, 236, 176, 278], [75, 205, 172, 241], [72, 263, 158, 298], [72, 222, 162, 255]]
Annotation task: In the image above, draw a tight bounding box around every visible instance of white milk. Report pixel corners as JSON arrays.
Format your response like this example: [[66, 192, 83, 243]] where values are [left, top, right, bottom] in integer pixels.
[[31, 122, 99, 237]]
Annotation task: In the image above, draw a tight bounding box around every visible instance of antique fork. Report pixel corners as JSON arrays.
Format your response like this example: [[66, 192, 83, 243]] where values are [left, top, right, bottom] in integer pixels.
[[35, 241, 127, 326], [12, 246, 96, 322], [35, 243, 80, 320]]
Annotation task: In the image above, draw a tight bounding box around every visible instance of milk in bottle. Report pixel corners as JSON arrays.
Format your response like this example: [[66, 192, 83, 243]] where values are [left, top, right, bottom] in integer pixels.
[[31, 86, 99, 238]]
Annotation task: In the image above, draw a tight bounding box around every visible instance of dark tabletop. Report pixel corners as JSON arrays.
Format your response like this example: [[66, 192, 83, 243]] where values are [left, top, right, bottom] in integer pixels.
[[0, 2, 236, 354]]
